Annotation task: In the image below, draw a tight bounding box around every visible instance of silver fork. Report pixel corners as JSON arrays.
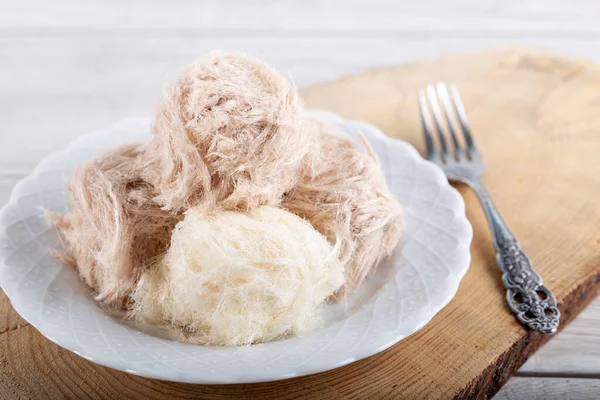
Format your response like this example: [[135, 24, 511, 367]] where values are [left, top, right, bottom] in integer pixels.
[[418, 82, 560, 334]]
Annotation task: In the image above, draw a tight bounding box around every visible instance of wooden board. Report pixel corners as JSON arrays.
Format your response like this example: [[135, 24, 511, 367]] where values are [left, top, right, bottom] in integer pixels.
[[1, 47, 600, 399]]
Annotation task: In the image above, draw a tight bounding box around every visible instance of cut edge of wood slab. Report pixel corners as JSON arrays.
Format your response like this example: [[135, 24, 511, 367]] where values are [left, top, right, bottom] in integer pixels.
[[456, 271, 600, 399]]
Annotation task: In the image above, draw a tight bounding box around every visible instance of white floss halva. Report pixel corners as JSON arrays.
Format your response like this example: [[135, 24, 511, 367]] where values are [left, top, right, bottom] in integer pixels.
[[131, 206, 345, 346]]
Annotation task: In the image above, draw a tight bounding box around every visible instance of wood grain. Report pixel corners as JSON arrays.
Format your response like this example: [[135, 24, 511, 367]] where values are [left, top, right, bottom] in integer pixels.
[[1, 48, 600, 399]]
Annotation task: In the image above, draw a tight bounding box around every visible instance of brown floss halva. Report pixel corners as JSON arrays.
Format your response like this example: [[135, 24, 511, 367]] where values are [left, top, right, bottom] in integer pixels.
[[50, 51, 402, 343]]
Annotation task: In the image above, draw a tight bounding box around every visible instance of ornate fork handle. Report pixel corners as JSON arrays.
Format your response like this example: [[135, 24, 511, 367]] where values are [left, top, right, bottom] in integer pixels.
[[466, 178, 560, 334]]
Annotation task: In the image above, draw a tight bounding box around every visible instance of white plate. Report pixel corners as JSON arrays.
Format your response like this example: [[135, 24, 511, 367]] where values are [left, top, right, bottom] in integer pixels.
[[0, 110, 472, 384]]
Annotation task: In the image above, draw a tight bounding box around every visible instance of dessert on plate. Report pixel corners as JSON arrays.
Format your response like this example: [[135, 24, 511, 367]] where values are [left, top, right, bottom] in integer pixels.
[[50, 51, 402, 346]]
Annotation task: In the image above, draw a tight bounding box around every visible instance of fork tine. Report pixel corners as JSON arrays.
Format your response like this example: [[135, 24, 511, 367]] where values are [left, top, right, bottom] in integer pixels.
[[426, 84, 450, 160], [436, 82, 463, 159], [449, 84, 477, 155], [418, 89, 438, 160]]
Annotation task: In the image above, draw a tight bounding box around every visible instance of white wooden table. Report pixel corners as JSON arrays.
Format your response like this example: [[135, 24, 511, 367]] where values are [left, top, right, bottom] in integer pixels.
[[1, 1, 599, 398]]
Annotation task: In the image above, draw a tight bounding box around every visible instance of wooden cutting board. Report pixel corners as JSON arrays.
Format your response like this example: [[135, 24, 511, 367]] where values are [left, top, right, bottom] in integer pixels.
[[1, 48, 600, 399]]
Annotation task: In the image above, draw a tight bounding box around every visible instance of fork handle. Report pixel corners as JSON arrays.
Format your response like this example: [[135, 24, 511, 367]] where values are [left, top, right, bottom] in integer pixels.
[[466, 178, 560, 334]]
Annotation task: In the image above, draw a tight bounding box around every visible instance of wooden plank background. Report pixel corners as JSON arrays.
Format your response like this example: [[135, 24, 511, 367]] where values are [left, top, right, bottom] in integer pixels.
[[1, 1, 599, 398]]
